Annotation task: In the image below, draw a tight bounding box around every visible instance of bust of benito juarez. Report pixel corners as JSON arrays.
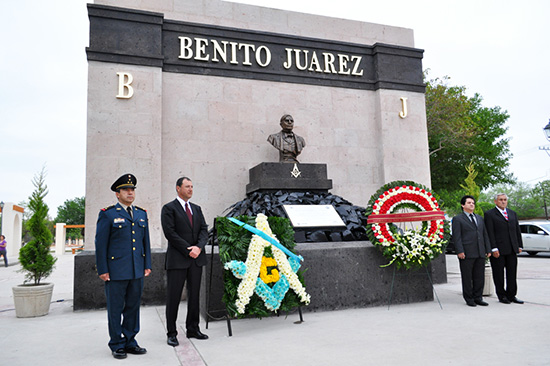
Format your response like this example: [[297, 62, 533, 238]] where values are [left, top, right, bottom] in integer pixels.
[[267, 114, 306, 163]]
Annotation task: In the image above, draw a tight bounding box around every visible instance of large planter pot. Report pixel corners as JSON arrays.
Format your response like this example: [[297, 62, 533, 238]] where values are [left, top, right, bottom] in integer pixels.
[[483, 265, 494, 296], [12, 283, 54, 318]]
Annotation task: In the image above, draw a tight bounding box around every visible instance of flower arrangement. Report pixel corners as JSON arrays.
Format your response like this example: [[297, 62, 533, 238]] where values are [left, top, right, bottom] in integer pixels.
[[365, 181, 450, 269], [217, 214, 310, 318]]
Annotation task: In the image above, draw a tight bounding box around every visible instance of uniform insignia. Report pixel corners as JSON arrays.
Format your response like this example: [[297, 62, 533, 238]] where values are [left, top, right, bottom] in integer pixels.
[[101, 205, 115, 211], [114, 218, 125, 223], [135, 206, 147, 212]]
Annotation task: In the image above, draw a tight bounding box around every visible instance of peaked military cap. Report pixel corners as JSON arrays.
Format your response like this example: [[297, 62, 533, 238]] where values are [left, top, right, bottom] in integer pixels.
[[111, 173, 137, 192]]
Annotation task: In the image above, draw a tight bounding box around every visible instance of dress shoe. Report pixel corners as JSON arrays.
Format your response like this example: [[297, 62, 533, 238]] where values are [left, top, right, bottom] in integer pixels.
[[167, 336, 179, 347], [112, 348, 127, 359], [186, 330, 209, 340], [474, 300, 489, 306], [499, 298, 511, 304], [509, 297, 524, 304], [466, 301, 476, 307], [125, 346, 147, 355]]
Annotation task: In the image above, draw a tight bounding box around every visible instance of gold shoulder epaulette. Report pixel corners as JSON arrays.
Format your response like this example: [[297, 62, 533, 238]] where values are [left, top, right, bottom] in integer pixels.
[[101, 205, 115, 211]]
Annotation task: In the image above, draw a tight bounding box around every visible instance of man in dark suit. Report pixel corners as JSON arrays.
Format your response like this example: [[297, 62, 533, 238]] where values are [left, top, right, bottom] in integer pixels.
[[95, 174, 152, 359], [484, 193, 524, 304], [452, 195, 492, 307], [161, 177, 209, 347]]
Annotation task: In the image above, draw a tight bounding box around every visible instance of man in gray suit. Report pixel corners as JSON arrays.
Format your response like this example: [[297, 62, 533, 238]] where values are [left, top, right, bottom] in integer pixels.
[[451, 195, 492, 307]]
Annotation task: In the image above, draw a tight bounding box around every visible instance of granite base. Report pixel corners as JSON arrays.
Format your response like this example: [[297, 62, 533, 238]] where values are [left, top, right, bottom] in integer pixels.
[[73, 245, 446, 312], [200, 241, 447, 320], [73, 249, 167, 310]]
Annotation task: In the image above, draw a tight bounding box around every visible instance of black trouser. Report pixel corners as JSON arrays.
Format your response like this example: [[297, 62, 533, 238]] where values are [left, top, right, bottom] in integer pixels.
[[490, 252, 518, 300], [165, 264, 203, 337], [459, 256, 485, 303]]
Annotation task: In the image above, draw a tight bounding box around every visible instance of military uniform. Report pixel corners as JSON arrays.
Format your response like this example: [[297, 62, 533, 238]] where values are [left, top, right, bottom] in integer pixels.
[[95, 174, 151, 356]]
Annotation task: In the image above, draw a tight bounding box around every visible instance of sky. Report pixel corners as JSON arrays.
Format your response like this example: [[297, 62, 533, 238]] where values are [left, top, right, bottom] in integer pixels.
[[1, 0, 549, 217]]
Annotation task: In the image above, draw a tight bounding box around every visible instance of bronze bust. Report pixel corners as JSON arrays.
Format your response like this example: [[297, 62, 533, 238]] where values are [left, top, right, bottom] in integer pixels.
[[267, 114, 306, 163]]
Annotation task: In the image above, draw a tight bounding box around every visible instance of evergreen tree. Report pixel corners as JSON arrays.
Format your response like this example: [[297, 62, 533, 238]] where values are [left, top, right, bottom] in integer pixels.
[[19, 168, 57, 285], [459, 161, 484, 216]]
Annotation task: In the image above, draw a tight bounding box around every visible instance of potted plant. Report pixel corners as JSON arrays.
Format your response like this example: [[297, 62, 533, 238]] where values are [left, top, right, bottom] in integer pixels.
[[483, 257, 494, 296], [12, 169, 57, 318]]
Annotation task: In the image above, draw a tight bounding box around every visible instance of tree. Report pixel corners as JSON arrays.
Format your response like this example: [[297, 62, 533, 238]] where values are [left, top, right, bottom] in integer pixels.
[[459, 161, 484, 216], [426, 75, 514, 195], [55, 197, 85, 239], [18, 168, 57, 285], [532, 180, 550, 219], [479, 183, 544, 220]]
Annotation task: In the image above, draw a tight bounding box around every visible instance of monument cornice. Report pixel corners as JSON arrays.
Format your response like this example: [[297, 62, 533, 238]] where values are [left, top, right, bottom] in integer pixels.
[[87, 3, 425, 93]]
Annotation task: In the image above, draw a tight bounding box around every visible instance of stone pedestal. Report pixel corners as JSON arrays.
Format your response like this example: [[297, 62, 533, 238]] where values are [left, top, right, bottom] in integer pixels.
[[483, 265, 494, 296], [72, 246, 446, 311], [73, 250, 167, 310], [246, 163, 332, 194], [55, 223, 66, 256], [201, 241, 443, 320]]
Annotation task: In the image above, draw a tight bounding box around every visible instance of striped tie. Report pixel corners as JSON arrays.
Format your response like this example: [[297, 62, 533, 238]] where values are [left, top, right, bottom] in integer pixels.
[[503, 210, 508, 221]]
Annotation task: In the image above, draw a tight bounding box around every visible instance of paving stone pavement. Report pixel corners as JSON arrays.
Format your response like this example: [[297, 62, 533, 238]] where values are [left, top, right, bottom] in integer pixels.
[[1, 252, 549, 365]]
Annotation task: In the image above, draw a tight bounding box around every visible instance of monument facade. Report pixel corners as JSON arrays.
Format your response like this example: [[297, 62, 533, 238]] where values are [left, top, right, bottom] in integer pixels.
[[84, 0, 430, 249]]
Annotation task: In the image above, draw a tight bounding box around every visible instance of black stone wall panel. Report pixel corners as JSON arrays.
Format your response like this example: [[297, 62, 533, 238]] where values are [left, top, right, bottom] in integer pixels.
[[86, 4, 425, 92]]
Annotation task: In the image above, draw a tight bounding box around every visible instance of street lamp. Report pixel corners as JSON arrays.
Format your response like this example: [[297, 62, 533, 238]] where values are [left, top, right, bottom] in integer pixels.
[[539, 119, 550, 156], [544, 120, 550, 141], [539, 121, 550, 219]]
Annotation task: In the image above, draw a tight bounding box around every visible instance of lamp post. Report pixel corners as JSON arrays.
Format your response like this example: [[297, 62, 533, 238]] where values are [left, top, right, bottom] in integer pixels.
[[539, 120, 550, 219], [544, 120, 550, 140], [539, 120, 550, 156]]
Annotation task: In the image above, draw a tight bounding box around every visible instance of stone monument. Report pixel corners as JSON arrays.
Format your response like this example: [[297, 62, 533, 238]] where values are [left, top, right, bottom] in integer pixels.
[[77, 0, 443, 312]]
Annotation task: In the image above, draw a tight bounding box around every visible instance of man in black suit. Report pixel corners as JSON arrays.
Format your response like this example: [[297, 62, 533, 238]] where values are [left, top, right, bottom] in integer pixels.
[[161, 177, 209, 347], [452, 195, 492, 307], [95, 174, 152, 359], [484, 193, 524, 304]]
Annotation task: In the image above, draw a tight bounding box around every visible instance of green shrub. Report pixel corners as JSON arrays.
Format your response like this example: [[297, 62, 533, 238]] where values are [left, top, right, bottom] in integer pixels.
[[19, 168, 56, 285]]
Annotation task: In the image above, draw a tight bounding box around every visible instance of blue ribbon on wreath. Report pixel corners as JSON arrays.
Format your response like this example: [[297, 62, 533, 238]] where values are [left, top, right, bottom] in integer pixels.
[[227, 217, 303, 262]]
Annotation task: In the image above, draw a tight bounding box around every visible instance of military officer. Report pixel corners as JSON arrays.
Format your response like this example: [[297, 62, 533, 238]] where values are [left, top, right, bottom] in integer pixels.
[[95, 174, 152, 359]]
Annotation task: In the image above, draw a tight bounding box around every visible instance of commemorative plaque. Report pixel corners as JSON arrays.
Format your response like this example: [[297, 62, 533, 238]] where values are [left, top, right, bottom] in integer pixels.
[[283, 204, 346, 228]]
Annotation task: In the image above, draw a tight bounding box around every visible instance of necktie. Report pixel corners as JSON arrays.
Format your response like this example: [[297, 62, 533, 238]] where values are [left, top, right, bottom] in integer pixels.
[[503, 210, 508, 220], [127, 206, 132, 219], [185, 203, 193, 227], [469, 213, 477, 227]]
